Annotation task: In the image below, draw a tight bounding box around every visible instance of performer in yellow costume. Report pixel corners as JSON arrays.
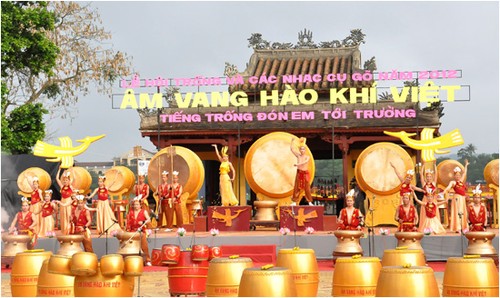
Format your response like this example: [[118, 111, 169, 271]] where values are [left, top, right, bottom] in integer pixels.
[[212, 144, 239, 206]]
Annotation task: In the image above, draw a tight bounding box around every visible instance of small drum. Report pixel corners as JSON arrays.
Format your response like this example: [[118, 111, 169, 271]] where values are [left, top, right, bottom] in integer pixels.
[[394, 232, 424, 251], [152, 248, 163, 266], [123, 255, 144, 277], [56, 234, 84, 256], [100, 254, 124, 276], [162, 244, 181, 265], [71, 252, 98, 276], [192, 244, 209, 261], [209, 246, 222, 261], [48, 254, 73, 275], [1, 233, 31, 257], [115, 232, 141, 256]]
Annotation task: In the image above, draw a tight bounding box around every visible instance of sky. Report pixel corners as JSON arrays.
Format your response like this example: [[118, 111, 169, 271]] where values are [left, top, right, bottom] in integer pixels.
[[45, 1, 500, 162]]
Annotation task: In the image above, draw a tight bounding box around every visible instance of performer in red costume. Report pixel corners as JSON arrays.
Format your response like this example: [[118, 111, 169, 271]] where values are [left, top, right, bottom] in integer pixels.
[[166, 171, 183, 231], [417, 162, 438, 230], [56, 168, 74, 235], [26, 176, 43, 234], [394, 192, 419, 232], [444, 160, 469, 233], [126, 196, 152, 266], [414, 191, 446, 235], [337, 190, 363, 230], [36, 190, 57, 237], [467, 184, 487, 231], [87, 175, 121, 234], [156, 171, 170, 229], [390, 162, 424, 199], [134, 174, 150, 212], [70, 195, 94, 252], [290, 137, 314, 205], [8, 197, 37, 249]]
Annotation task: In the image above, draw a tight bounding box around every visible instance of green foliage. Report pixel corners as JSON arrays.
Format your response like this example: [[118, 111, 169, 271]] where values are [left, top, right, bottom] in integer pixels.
[[1, 1, 58, 78], [2, 102, 48, 154]]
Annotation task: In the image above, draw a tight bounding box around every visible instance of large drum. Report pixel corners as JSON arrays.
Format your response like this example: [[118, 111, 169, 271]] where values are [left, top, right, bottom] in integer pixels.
[[11, 249, 53, 297], [1, 234, 31, 257], [56, 234, 84, 256], [168, 251, 209, 296], [484, 159, 499, 186], [238, 266, 297, 297], [73, 265, 135, 297], [437, 160, 465, 187], [394, 232, 424, 251], [332, 256, 381, 297], [37, 260, 75, 297], [244, 132, 315, 199], [376, 266, 440, 296], [62, 167, 92, 194], [115, 232, 141, 256], [17, 167, 52, 194], [104, 166, 136, 195], [276, 248, 319, 297], [442, 257, 499, 297], [354, 142, 414, 195], [333, 230, 364, 257], [381, 249, 426, 267], [206, 257, 253, 297]]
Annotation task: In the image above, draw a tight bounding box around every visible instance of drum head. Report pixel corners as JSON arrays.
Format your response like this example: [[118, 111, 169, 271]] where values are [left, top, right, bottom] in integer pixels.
[[437, 160, 465, 187]]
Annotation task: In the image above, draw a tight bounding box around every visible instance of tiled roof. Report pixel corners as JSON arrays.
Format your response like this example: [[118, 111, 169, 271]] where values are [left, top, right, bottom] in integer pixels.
[[229, 46, 372, 94]]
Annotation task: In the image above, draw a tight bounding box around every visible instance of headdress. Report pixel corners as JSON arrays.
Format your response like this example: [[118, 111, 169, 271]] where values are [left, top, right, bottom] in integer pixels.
[[132, 194, 142, 202], [63, 171, 71, 178], [405, 169, 415, 178], [402, 192, 412, 197], [221, 146, 229, 157], [472, 184, 482, 196], [346, 189, 355, 199], [32, 176, 39, 182], [72, 189, 80, 194], [425, 169, 434, 174], [76, 195, 86, 202], [98, 175, 106, 181], [453, 166, 462, 173], [161, 171, 169, 176], [172, 171, 179, 176], [45, 189, 53, 196], [21, 197, 30, 205]]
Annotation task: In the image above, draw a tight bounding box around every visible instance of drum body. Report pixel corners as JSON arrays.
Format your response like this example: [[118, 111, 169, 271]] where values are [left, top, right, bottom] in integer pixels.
[[238, 267, 297, 297], [11, 250, 53, 297], [276, 248, 319, 297], [63, 167, 92, 194], [437, 160, 465, 188], [332, 257, 381, 296], [56, 234, 84, 256], [381, 249, 426, 267], [394, 232, 424, 251], [115, 232, 141, 256], [484, 159, 499, 186], [1, 234, 31, 257], [376, 266, 440, 297], [17, 167, 52, 194], [37, 260, 75, 297], [206, 257, 253, 297], [73, 265, 135, 297], [104, 166, 136, 194], [168, 251, 209, 296], [442, 257, 499, 297]]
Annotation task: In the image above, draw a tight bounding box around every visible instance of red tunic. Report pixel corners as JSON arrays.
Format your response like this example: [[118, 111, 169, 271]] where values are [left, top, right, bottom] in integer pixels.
[[453, 181, 467, 196], [17, 211, 34, 232], [61, 185, 72, 199], [423, 182, 436, 196], [31, 189, 42, 204], [338, 208, 361, 230], [98, 187, 109, 201], [399, 183, 412, 196], [126, 209, 147, 232], [468, 204, 486, 231], [135, 184, 148, 198], [158, 183, 170, 198], [168, 184, 182, 203], [41, 202, 55, 218], [72, 208, 89, 228], [398, 205, 417, 232], [424, 202, 437, 218]]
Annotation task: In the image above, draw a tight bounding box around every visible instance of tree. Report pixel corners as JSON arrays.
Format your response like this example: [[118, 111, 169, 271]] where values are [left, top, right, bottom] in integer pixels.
[[457, 143, 477, 163], [2, 1, 133, 119]]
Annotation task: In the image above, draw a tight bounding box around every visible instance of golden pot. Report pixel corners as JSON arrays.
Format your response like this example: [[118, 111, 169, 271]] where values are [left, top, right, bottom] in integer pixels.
[[70, 252, 98, 276], [442, 257, 499, 297], [115, 231, 141, 256], [74, 265, 135, 297], [381, 249, 426, 267], [465, 231, 498, 255], [376, 266, 439, 296], [48, 255, 73, 275], [394, 232, 424, 251], [276, 248, 319, 297], [11, 249, 53, 297], [333, 256, 381, 297], [253, 201, 279, 221], [1, 233, 31, 257], [123, 255, 144, 276], [100, 254, 125, 276], [333, 230, 364, 254], [206, 257, 253, 297], [37, 260, 74, 297], [56, 234, 84, 257], [238, 267, 297, 297]]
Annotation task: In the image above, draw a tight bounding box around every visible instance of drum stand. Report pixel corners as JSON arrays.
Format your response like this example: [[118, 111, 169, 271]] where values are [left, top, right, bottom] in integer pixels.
[[291, 204, 297, 248], [122, 221, 149, 297], [98, 220, 118, 255], [367, 206, 375, 257], [190, 210, 197, 248], [458, 211, 465, 256]]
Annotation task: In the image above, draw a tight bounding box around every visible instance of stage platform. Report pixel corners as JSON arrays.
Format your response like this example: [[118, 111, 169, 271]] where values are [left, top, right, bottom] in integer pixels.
[[12, 227, 499, 262]]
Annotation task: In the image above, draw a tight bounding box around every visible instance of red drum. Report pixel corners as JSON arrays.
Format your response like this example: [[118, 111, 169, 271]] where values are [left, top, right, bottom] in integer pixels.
[[152, 248, 162, 266], [191, 244, 209, 261], [162, 244, 181, 265], [209, 246, 222, 261], [168, 251, 209, 296]]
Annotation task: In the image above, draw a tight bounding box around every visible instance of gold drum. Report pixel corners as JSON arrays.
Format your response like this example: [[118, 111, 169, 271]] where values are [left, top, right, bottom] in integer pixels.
[[100, 254, 125, 276], [74, 265, 135, 297], [148, 146, 205, 200], [253, 200, 278, 221], [56, 234, 84, 256], [332, 257, 381, 297], [123, 255, 144, 276], [63, 167, 92, 194], [71, 252, 98, 276], [1, 234, 31, 257], [442, 257, 499, 297], [238, 267, 297, 297], [381, 249, 426, 267], [394, 232, 424, 251], [483, 159, 498, 186], [104, 166, 136, 194], [376, 266, 439, 296], [37, 260, 74, 297], [17, 167, 52, 194], [276, 248, 319, 297], [48, 255, 72, 275], [244, 132, 315, 198], [333, 230, 364, 254], [437, 160, 465, 188], [354, 142, 414, 195], [11, 249, 52, 297], [465, 231, 497, 255], [206, 257, 253, 297], [115, 231, 141, 256]]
